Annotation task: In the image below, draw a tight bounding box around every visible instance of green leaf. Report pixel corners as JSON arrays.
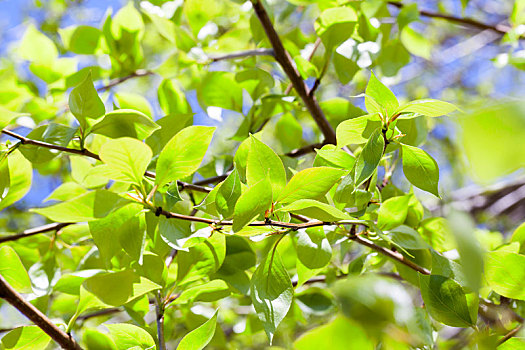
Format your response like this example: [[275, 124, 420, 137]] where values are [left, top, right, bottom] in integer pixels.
[[157, 216, 191, 250], [510, 222, 525, 254], [419, 274, 475, 327], [1, 326, 51, 350], [158, 79, 191, 115], [396, 99, 457, 118], [250, 251, 293, 342], [156, 126, 215, 188], [315, 7, 358, 51], [485, 251, 525, 300], [389, 226, 430, 250], [354, 128, 384, 186], [68, 72, 105, 128], [114, 92, 153, 117], [365, 72, 399, 117], [336, 114, 382, 147], [0, 150, 32, 211], [198, 72, 243, 111], [293, 316, 373, 350], [99, 137, 152, 185], [247, 135, 286, 201], [82, 328, 117, 350], [177, 310, 218, 350], [400, 26, 432, 59], [401, 144, 440, 197], [0, 246, 32, 293], [18, 24, 57, 65], [296, 228, 332, 269], [277, 167, 345, 204], [19, 123, 77, 163], [216, 170, 242, 218], [279, 199, 350, 222], [377, 195, 410, 230], [314, 146, 356, 169], [60, 25, 102, 55], [83, 269, 161, 306], [33, 190, 130, 222], [233, 177, 272, 232], [91, 109, 159, 140], [0, 106, 29, 130], [105, 323, 155, 350], [174, 280, 230, 305]]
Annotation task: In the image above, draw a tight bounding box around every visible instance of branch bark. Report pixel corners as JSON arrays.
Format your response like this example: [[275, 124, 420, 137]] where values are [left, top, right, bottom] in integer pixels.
[[0, 222, 72, 244], [0, 275, 83, 350], [209, 48, 274, 62], [97, 69, 154, 92], [251, 1, 336, 144]]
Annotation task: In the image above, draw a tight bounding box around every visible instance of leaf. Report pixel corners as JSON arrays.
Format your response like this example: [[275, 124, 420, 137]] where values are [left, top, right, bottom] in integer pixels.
[[395, 99, 457, 118], [419, 274, 475, 327], [314, 146, 356, 169], [158, 79, 191, 115], [18, 24, 57, 65], [0, 150, 32, 211], [0, 246, 32, 293], [156, 126, 215, 188], [157, 216, 191, 251], [82, 328, 117, 350], [174, 280, 230, 305], [1, 326, 51, 350], [198, 72, 243, 111], [315, 7, 358, 51], [296, 228, 332, 269], [216, 170, 242, 218], [247, 135, 287, 201], [177, 234, 226, 285], [90, 109, 159, 140], [365, 72, 399, 117], [68, 71, 105, 128], [389, 226, 430, 250], [354, 128, 384, 186], [336, 114, 382, 147], [0, 106, 29, 130], [277, 167, 345, 204], [33, 190, 129, 222], [400, 26, 432, 59], [279, 199, 350, 222], [401, 144, 440, 197], [83, 269, 161, 306], [510, 222, 525, 254], [293, 316, 373, 350], [485, 251, 525, 300], [232, 177, 272, 232], [19, 123, 77, 163], [250, 251, 293, 342], [99, 137, 152, 185], [377, 195, 410, 230], [114, 92, 153, 117], [61, 25, 102, 55], [105, 323, 155, 350], [177, 310, 218, 350]]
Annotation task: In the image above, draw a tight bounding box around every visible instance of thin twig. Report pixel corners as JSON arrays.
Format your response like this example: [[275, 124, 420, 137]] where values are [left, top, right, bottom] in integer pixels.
[[97, 69, 154, 92], [285, 37, 322, 95], [0, 222, 73, 244], [285, 142, 324, 158], [155, 291, 166, 350], [0, 275, 83, 350], [252, 1, 336, 144], [209, 48, 274, 62], [498, 323, 524, 345]]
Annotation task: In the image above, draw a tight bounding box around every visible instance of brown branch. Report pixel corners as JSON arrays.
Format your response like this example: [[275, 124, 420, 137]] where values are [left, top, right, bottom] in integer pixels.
[[498, 323, 524, 345], [0, 275, 82, 349], [285, 142, 324, 158], [193, 173, 229, 186], [77, 308, 121, 322], [0, 222, 73, 244], [97, 69, 154, 92], [284, 37, 322, 95], [209, 48, 274, 62], [252, 1, 336, 144], [387, 2, 513, 37]]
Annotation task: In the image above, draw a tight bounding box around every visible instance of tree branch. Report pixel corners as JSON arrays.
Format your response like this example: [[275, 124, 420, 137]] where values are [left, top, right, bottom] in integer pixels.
[[0, 275, 83, 350], [0, 222, 72, 244], [209, 48, 274, 62], [498, 323, 524, 345], [285, 142, 324, 158], [387, 2, 513, 37], [251, 1, 336, 144], [155, 291, 166, 350], [97, 69, 154, 92]]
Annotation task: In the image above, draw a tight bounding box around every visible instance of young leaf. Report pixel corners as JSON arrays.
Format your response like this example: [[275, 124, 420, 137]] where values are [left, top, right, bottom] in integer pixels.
[[216, 169, 242, 218], [68, 71, 105, 128], [365, 72, 399, 117], [250, 251, 293, 343], [1, 326, 51, 350], [232, 177, 272, 232], [377, 195, 410, 230], [335, 114, 382, 147], [174, 281, 230, 305], [278, 199, 350, 222], [99, 137, 152, 185], [314, 146, 356, 169], [354, 128, 385, 186], [401, 144, 440, 197], [156, 126, 215, 188], [296, 228, 332, 269], [177, 310, 218, 350], [246, 135, 286, 201], [0, 150, 32, 211], [105, 323, 155, 350], [90, 109, 160, 140], [419, 274, 475, 327], [395, 99, 457, 118], [277, 167, 345, 204], [0, 106, 28, 130], [485, 251, 525, 300], [0, 246, 32, 293], [19, 123, 77, 163], [18, 24, 57, 64], [315, 7, 358, 51]]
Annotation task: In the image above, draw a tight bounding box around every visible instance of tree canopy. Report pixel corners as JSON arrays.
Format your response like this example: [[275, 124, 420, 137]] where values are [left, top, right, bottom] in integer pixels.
[[1, 0, 525, 349]]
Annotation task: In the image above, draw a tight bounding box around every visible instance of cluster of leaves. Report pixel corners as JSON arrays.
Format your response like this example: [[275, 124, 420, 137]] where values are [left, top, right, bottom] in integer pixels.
[[1, 0, 525, 349]]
